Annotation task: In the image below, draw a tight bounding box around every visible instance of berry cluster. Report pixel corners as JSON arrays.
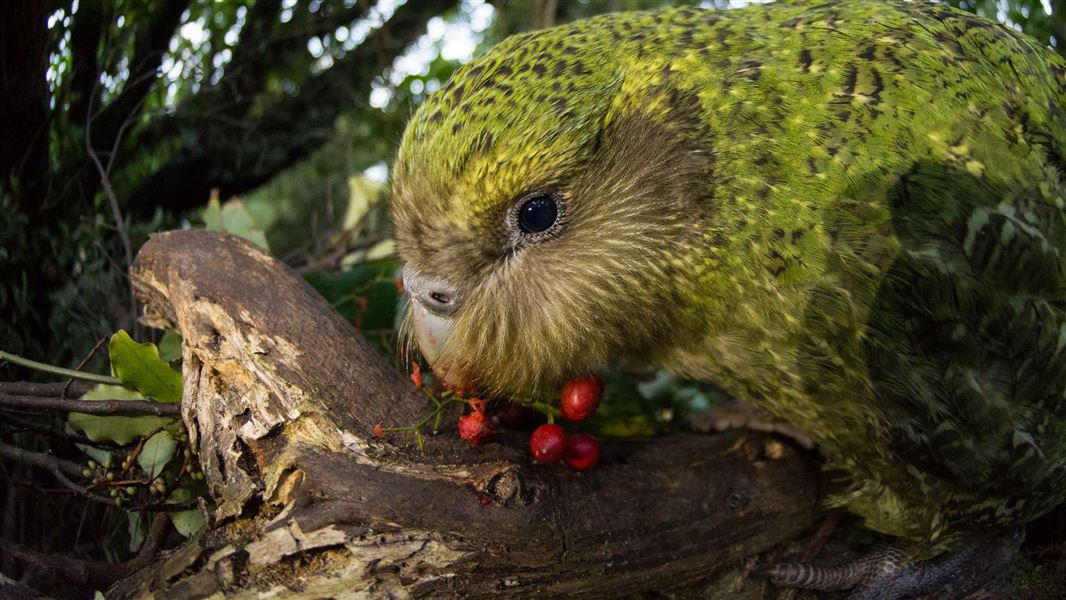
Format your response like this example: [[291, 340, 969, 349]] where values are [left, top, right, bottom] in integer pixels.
[[458, 398, 494, 446], [530, 376, 603, 470], [375, 365, 604, 470]]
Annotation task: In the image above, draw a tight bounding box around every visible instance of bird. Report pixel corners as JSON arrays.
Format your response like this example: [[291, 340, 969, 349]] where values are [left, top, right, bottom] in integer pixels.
[[389, 1, 1066, 597]]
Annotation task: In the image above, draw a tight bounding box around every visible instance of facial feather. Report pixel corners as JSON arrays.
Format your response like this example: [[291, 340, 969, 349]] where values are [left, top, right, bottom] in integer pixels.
[[394, 89, 713, 394]]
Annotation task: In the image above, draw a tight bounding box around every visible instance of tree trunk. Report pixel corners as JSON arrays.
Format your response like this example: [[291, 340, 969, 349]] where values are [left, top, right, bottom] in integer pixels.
[[112, 229, 821, 597]]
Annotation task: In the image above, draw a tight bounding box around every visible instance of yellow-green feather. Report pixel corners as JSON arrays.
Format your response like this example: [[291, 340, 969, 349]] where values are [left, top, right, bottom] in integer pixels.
[[392, 0, 1066, 556]]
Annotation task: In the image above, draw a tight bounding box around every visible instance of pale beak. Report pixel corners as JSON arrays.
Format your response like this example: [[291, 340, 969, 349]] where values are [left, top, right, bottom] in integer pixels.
[[409, 298, 453, 367], [402, 266, 466, 385]]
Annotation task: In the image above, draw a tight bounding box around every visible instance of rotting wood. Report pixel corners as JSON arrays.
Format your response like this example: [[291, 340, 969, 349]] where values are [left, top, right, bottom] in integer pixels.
[[109, 229, 821, 598]]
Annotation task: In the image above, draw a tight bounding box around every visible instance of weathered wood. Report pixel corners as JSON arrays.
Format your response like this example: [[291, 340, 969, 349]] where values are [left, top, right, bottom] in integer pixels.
[[113, 229, 821, 598]]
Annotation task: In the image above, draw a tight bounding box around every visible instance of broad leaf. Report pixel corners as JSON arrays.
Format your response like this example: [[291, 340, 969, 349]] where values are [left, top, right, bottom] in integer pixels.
[[342, 174, 381, 231], [220, 198, 270, 250], [167, 486, 206, 537], [170, 509, 205, 538], [68, 384, 176, 445], [127, 512, 146, 552], [157, 330, 183, 362], [203, 196, 270, 250], [137, 431, 177, 479], [202, 196, 224, 230], [75, 443, 112, 467], [109, 330, 182, 403]]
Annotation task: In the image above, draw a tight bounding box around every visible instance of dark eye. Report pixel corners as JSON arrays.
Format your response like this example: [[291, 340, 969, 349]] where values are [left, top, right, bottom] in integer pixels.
[[517, 194, 559, 234]]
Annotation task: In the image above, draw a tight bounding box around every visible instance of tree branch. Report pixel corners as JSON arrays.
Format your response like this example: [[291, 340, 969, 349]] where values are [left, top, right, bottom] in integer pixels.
[[0, 442, 118, 508], [66, 1, 107, 128], [0, 394, 180, 417], [126, 0, 455, 216], [89, 0, 190, 149], [0, 412, 107, 446], [0, 382, 94, 397], [0, 0, 52, 215], [0, 512, 168, 590], [108, 229, 822, 598]]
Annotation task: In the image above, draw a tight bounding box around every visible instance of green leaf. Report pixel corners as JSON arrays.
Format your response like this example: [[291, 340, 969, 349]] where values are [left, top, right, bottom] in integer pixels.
[[202, 196, 269, 250], [127, 511, 146, 552], [304, 259, 401, 331], [586, 414, 659, 437], [364, 238, 395, 261], [342, 174, 382, 231], [580, 376, 661, 437], [109, 330, 183, 403], [167, 486, 205, 537], [222, 199, 270, 250], [170, 508, 205, 538], [167, 486, 193, 503], [137, 431, 177, 478], [68, 384, 176, 445], [202, 196, 223, 230], [75, 443, 112, 467], [157, 330, 183, 363]]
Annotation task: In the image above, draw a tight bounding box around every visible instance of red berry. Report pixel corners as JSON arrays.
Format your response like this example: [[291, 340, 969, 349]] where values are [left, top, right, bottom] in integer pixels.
[[373, 423, 384, 438], [565, 433, 600, 470], [458, 412, 493, 446], [560, 376, 604, 421], [530, 423, 566, 463], [410, 362, 423, 388]]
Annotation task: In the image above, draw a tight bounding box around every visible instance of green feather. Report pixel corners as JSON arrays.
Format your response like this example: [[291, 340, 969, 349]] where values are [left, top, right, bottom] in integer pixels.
[[391, 0, 1066, 555]]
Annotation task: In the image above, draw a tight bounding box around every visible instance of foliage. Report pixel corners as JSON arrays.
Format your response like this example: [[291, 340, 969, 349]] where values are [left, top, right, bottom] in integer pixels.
[[68, 384, 176, 444], [108, 330, 183, 403], [947, 0, 1064, 52], [1, 0, 467, 370], [203, 195, 271, 251]]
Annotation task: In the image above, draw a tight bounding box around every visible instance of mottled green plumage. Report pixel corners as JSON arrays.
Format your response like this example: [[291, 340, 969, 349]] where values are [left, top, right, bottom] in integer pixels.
[[391, 0, 1066, 557]]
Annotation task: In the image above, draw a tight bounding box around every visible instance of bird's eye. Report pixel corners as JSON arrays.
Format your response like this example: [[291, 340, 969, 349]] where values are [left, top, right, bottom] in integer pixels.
[[517, 194, 559, 234]]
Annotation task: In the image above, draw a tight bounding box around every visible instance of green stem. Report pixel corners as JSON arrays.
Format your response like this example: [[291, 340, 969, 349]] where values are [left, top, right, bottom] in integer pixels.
[[0, 351, 122, 385], [527, 400, 560, 421], [383, 396, 466, 434]]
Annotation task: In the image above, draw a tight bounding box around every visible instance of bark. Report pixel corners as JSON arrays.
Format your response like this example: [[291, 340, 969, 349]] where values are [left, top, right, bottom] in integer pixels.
[[112, 229, 821, 597], [0, 0, 51, 215]]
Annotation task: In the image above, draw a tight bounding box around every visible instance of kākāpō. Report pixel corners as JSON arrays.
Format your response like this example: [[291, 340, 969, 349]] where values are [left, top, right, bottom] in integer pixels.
[[389, 1, 1066, 597]]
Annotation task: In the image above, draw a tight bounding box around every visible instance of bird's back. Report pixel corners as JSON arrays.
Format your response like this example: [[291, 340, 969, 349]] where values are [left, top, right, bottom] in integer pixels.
[[632, 1, 1066, 547]]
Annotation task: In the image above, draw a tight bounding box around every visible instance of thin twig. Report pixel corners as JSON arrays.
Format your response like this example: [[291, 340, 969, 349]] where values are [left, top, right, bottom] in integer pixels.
[[0, 443, 84, 478], [0, 442, 115, 507], [85, 89, 134, 273], [293, 234, 388, 275], [64, 337, 108, 399], [0, 381, 94, 397], [0, 351, 121, 385], [0, 536, 120, 587], [85, 82, 140, 339], [0, 393, 180, 417], [123, 427, 165, 477]]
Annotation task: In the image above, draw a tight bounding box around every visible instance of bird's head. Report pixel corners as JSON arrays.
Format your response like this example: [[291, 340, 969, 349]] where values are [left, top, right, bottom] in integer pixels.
[[391, 19, 714, 396]]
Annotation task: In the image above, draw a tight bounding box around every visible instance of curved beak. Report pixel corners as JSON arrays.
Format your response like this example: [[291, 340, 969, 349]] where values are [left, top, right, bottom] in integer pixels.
[[409, 298, 453, 368], [403, 266, 468, 387]]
